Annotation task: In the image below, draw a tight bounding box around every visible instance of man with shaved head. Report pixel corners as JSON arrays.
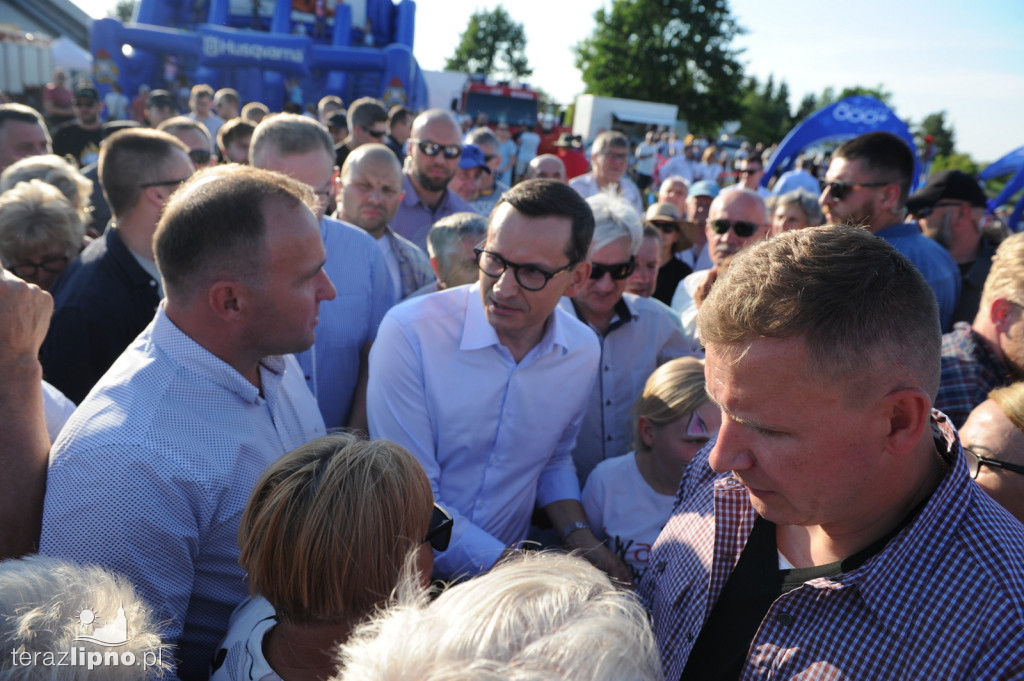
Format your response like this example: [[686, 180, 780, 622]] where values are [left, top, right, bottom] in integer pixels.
[[526, 154, 566, 182], [670, 189, 769, 347], [390, 108, 476, 250], [339, 143, 434, 300]]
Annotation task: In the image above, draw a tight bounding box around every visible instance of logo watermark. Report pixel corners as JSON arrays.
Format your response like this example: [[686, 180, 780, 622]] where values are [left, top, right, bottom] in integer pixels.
[[8, 604, 163, 671]]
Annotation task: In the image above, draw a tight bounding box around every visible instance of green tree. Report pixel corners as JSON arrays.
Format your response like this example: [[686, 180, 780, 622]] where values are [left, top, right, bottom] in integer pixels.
[[445, 6, 532, 80], [915, 111, 956, 158], [108, 0, 136, 22], [931, 153, 979, 176], [737, 74, 792, 145], [573, 0, 745, 133]]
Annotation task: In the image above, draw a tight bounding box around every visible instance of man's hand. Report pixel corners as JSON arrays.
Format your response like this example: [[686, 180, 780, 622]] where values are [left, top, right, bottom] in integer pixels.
[[544, 498, 633, 587], [0, 268, 54, 558]]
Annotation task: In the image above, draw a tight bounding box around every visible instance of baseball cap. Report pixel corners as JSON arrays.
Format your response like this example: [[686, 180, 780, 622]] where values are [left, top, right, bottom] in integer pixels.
[[906, 170, 988, 212], [690, 180, 720, 199], [147, 90, 174, 108], [459, 144, 491, 173], [327, 111, 348, 129], [74, 86, 99, 101]]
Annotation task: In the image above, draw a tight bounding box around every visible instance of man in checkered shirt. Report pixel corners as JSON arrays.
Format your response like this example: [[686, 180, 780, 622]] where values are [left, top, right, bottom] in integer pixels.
[[641, 225, 1024, 680]]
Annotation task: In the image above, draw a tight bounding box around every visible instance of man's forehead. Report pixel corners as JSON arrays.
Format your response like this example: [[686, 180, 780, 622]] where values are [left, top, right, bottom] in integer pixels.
[[351, 156, 401, 185], [417, 118, 459, 142]]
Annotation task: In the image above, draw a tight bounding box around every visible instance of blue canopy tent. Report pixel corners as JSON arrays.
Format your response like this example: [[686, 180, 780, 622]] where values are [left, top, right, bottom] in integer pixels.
[[979, 146, 1024, 232], [762, 95, 920, 193]]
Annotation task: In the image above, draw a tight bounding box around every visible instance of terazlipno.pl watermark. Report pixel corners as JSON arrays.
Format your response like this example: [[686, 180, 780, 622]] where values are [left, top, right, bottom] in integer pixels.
[[9, 647, 163, 672]]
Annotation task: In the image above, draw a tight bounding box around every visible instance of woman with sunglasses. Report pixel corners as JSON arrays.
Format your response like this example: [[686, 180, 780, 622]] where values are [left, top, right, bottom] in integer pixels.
[[958, 383, 1024, 523], [210, 433, 451, 681]]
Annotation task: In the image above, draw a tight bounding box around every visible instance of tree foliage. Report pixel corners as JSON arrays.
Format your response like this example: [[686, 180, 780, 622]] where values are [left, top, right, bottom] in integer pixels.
[[737, 75, 792, 145], [445, 6, 532, 80], [573, 0, 745, 133], [932, 153, 979, 177], [108, 0, 136, 22], [915, 111, 956, 158]]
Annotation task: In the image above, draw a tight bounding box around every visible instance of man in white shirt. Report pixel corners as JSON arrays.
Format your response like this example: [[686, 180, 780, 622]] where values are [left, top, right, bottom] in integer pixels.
[[570, 131, 644, 215], [41, 166, 334, 680], [369, 179, 630, 583]]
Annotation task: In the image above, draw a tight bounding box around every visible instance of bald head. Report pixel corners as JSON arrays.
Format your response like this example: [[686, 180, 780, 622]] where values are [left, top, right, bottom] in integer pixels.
[[410, 108, 461, 141], [705, 189, 769, 268], [339, 143, 405, 237], [526, 154, 566, 183]]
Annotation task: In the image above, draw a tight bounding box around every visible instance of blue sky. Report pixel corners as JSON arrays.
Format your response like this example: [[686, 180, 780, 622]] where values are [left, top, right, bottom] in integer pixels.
[[72, 0, 1024, 162]]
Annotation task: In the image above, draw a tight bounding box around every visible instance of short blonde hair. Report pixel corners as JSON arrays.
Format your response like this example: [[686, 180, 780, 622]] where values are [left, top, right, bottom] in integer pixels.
[[0, 154, 93, 226], [239, 434, 433, 626], [632, 357, 709, 453], [336, 551, 662, 681], [980, 232, 1024, 312], [989, 382, 1024, 434], [0, 179, 83, 268]]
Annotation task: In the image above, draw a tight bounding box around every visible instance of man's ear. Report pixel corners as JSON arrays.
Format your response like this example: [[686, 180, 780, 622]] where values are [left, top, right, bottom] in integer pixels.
[[990, 297, 1017, 332], [429, 256, 443, 282], [208, 280, 248, 323], [882, 387, 932, 457], [562, 261, 591, 298]]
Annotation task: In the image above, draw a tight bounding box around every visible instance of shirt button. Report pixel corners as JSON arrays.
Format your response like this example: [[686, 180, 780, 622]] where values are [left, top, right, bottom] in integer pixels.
[[777, 611, 794, 626], [605, 399, 611, 406], [604, 365, 609, 372], [655, 561, 665, 573], [606, 435, 613, 441], [685, 632, 694, 642]]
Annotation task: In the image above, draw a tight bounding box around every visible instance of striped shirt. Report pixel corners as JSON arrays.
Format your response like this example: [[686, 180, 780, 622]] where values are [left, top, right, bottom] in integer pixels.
[[640, 414, 1024, 681]]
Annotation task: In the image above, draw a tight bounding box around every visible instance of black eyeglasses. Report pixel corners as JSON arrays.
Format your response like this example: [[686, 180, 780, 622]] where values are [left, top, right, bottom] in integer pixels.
[[9, 254, 69, 278], [590, 256, 636, 281], [138, 176, 191, 189], [709, 219, 759, 237], [74, 100, 98, 108], [822, 180, 890, 201], [423, 504, 453, 551], [409, 138, 462, 159], [474, 247, 575, 291], [964, 444, 1024, 479], [912, 201, 966, 219], [365, 128, 387, 139], [188, 148, 212, 165], [741, 167, 763, 175], [649, 220, 678, 234]]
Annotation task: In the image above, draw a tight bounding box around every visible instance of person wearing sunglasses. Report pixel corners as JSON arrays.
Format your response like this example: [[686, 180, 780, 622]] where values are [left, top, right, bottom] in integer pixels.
[[157, 116, 216, 169], [390, 109, 475, 250], [370, 179, 630, 585], [465, 127, 510, 216], [907, 169, 994, 325], [563, 193, 691, 487], [210, 434, 447, 681], [333, 96, 388, 171], [959, 384, 1024, 524], [670, 189, 769, 347], [645, 201, 696, 306], [820, 131, 960, 332], [569, 130, 644, 216], [51, 86, 104, 169], [40, 128, 192, 404]]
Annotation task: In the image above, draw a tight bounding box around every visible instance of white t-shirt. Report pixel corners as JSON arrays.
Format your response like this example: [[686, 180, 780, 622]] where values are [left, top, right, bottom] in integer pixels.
[[582, 451, 676, 582], [209, 596, 283, 681]]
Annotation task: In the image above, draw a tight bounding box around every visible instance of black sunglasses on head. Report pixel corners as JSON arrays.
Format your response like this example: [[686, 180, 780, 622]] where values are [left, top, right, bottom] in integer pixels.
[[589, 256, 636, 281], [423, 504, 453, 551], [410, 138, 462, 159], [709, 219, 758, 238]]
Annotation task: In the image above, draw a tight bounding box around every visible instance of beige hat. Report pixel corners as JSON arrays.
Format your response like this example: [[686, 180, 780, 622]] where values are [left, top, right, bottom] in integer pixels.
[[645, 202, 682, 222]]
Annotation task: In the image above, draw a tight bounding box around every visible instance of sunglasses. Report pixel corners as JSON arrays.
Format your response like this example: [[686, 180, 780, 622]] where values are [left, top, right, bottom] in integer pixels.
[[590, 256, 636, 280], [911, 201, 966, 219], [365, 128, 387, 139], [188, 148, 212, 165], [649, 220, 678, 234], [139, 175, 191, 189], [823, 180, 889, 201], [423, 504, 453, 551], [9, 254, 70, 278], [709, 219, 759, 237], [410, 138, 462, 159]]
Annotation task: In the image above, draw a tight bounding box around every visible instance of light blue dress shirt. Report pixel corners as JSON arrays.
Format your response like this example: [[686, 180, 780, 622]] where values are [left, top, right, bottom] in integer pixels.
[[561, 293, 695, 484], [367, 284, 600, 579], [876, 222, 961, 332], [569, 172, 645, 216], [40, 305, 326, 681], [296, 216, 394, 428]]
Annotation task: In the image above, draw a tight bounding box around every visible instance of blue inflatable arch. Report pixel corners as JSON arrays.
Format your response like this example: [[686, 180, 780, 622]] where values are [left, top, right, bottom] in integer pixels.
[[980, 146, 1024, 232], [761, 95, 920, 192]]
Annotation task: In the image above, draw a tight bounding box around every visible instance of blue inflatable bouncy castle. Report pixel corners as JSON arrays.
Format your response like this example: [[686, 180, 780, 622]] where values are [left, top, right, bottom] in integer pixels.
[[90, 0, 426, 112]]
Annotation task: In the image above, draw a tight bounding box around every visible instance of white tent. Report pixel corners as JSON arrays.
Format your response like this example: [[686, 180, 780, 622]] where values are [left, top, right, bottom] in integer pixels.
[[51, 36, 91, 73]]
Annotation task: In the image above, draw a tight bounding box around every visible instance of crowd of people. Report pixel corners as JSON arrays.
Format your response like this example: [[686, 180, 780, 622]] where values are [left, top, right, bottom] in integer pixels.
[[0, 69, 1022, 681]]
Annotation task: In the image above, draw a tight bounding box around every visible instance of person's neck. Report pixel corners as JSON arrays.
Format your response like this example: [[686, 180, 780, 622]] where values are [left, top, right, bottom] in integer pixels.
[[871, 211, 906, 234], [163, 302, 264, 388], [78, 119, 101, 131], [594, 174, 619, 191], [577, 305, 615, 336], [659, 246, 675, 267], [497, 323, 546, 363], [635, 449, 681, 496], [408, 173, 444, 211], [776, 444, 945, 568], [114, 214, 156, 261], [950, 235, 981, 265], [264, 619, 355, 681]]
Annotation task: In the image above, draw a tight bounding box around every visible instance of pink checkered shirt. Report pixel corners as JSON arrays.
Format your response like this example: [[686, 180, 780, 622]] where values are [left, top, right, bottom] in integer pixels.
[[639, 414, 1024, 680]]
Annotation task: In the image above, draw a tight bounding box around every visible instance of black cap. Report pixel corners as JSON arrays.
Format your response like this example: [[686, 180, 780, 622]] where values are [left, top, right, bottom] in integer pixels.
[[147, 89, 174, 108], [74, 86, 99, 101], [907, 170, 988, 212], [327, 111, 348, 129]]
